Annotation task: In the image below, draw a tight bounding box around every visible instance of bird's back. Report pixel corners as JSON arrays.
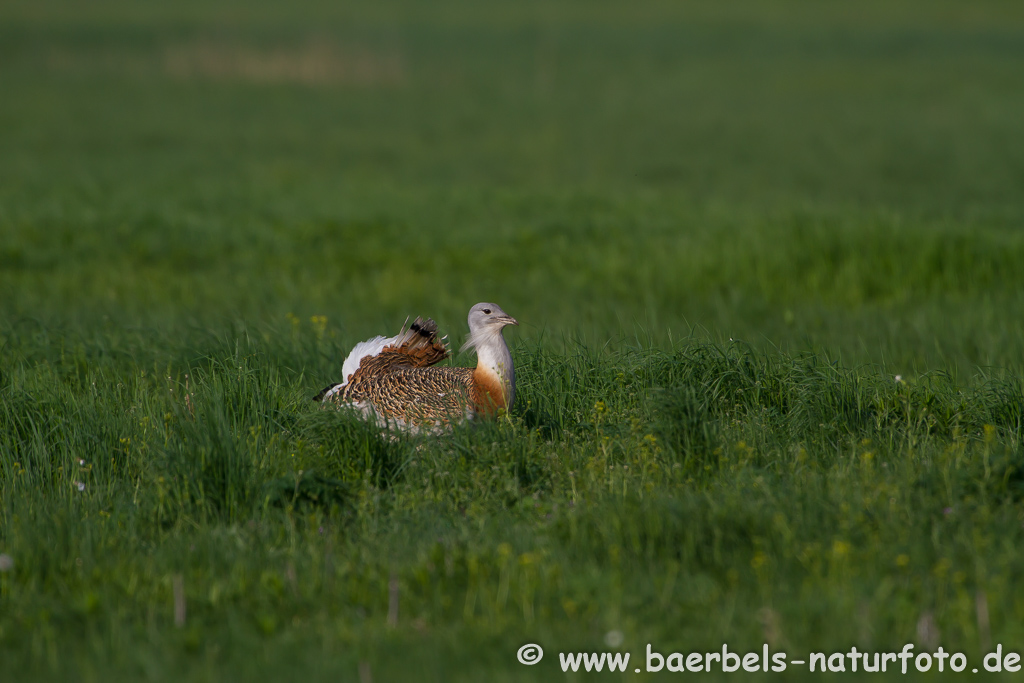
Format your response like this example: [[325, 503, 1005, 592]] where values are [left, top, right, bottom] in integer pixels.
[[317, 317, 480, 428], [343, 365, 476, 426]]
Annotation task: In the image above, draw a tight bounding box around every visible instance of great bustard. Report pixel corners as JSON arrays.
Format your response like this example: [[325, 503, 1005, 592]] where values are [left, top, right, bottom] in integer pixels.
[[315, 303, 518, 431]]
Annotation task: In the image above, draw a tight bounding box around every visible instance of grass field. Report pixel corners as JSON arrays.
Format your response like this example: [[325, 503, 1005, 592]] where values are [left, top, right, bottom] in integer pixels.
[[2, 1, 1024, 680]]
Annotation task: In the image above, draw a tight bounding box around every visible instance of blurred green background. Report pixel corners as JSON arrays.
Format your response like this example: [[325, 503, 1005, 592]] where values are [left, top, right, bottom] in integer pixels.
[[3, 0, 1023, 370]]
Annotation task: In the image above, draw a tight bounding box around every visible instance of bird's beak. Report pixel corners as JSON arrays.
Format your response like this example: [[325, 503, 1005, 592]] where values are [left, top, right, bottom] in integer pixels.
[[496, 315, 519, 327]]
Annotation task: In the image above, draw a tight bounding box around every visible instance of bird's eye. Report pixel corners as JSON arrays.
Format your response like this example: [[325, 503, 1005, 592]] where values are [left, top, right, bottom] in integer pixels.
[[483, 308, 492, 314]]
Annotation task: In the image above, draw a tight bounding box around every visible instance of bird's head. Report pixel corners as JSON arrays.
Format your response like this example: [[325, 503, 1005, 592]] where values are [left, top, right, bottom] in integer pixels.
[[462, 302, 518, 350]]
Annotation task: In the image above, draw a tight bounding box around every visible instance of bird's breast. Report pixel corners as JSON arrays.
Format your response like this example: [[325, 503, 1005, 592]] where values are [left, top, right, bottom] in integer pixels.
[[472, 366, 509, 415]]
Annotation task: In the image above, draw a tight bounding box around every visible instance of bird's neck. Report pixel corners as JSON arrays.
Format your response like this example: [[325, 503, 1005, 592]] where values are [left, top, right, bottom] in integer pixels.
[[472, 331, 515, 413]]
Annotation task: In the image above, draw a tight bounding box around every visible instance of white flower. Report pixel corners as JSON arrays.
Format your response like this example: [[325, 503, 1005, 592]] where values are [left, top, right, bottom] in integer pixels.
[[75, 481, 86, 492], [0, 553, 13, 572], [603, 630, 624, 648]]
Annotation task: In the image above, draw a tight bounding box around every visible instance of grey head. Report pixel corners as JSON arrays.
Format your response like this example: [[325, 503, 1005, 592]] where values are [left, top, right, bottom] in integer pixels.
[[468, 302, 518, 332], [462, 302, 518, 351]]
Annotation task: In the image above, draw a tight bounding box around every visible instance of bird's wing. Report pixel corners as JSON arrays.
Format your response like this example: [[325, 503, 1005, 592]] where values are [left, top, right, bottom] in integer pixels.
[[315, 317, 450, 402], [356, 317, 450, 374], [343, 366, 476, 425]]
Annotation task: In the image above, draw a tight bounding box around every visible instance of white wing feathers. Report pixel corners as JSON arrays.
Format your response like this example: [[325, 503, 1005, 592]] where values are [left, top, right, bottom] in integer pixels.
[[317, 333, 401, 401], [341, 334, 401, 386]]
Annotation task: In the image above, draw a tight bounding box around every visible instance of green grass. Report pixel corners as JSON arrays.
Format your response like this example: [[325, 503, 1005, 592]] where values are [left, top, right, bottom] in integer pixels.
[[2, 0, 1024, 680]]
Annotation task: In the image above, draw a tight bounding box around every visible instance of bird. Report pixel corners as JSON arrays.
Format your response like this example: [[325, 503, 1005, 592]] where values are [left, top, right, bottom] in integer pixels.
[[315, 303, 519, 432]]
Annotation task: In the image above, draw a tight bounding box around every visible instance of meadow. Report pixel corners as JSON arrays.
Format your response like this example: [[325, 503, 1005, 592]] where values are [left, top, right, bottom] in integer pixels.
[[2, 1, 1024, 680]]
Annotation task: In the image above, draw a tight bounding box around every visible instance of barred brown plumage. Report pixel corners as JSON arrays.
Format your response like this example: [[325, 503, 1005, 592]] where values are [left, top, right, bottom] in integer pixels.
[[315, 303, 518, 432]]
